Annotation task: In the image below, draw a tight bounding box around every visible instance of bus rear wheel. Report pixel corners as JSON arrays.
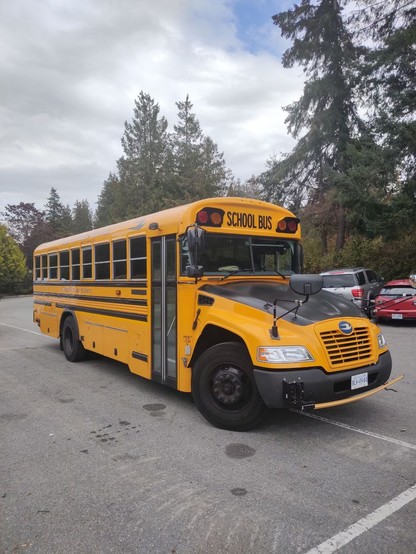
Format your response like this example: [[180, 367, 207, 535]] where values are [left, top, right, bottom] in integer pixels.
[[192, 342, 266, 431], [62, 316, 87, 362]]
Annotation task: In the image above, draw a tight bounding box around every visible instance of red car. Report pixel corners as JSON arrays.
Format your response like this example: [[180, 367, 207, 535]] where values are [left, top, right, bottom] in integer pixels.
[[373, 279, 416, 322]]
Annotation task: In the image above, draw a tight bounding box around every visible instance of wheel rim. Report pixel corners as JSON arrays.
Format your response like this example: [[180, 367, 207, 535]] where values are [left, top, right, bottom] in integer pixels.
[[210, 365, 253, 410]]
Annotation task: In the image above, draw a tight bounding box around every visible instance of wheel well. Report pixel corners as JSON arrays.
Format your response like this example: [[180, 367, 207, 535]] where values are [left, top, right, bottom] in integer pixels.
[[190, 324, 248, 368], [59, 311, 75, 338]]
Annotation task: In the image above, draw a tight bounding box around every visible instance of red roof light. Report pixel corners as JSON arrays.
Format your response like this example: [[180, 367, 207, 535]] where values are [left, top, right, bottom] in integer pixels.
[[276, 217, 299, 234]]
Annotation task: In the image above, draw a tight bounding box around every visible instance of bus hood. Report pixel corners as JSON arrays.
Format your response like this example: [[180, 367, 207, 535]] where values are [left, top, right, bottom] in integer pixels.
[[200, 280, 364, 325]]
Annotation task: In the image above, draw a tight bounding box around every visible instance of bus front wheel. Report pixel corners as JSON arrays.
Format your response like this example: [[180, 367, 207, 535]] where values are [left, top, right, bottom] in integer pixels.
[[62, 316, 87, 362], [192, 342, 266, 431]]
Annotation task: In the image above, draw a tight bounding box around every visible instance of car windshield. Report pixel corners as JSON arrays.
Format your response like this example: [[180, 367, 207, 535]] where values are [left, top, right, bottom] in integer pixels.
[[322, 274, 356, 288], [380, 286, 416, 296], [181, 234, 301, 276]]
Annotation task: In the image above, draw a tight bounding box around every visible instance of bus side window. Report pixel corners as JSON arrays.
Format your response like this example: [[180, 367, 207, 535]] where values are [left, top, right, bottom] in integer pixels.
[[130, 236, 146, 279], [59, 251, 70, 280], [82, 247, 93, 279], [113, 240, 127, 279], [95, 243, 110, 280], [41, 254, 48, 279], [71, 248, 80, 280], [48, 253, 58, 279], [35, 256, 41, 280]]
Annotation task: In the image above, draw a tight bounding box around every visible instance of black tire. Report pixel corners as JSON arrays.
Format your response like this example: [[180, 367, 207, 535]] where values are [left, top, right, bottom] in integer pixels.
[[62, 316, 87, 362], [192, 342, 266, 431]]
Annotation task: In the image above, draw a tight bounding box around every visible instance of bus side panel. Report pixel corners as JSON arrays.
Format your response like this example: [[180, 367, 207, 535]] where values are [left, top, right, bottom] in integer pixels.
[[35, 305, 60, 339], [128, 324, 151, 379], [78, 315, 104, 355], [103, 326, 129, 362]]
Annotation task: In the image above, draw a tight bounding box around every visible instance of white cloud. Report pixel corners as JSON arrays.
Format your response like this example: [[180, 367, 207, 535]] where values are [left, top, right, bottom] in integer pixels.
[[0, 0, 302, 213]]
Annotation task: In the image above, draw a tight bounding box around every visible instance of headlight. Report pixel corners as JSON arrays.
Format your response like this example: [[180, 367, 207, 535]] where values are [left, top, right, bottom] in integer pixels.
[[378, 332, 386, 349], [257, 346, 314, 363]]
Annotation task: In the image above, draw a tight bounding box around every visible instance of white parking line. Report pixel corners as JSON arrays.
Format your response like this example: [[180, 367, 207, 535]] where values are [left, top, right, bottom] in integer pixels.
[[305, 483, 416, 554], [0, 322, 55, 339], [293, 410, 416, 451]]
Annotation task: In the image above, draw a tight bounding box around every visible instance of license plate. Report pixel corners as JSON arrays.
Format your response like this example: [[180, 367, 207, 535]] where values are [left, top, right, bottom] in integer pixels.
[[392, 313, 403, 320], [351, 372, 368, 390]]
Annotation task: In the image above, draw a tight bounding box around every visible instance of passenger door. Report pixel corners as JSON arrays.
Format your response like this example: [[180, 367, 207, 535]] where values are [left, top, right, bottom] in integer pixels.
[[151, 235, 177, 388]]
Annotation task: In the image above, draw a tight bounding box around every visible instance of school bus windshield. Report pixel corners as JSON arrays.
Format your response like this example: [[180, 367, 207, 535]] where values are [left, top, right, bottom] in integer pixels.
[[181, 234, 301, 276]]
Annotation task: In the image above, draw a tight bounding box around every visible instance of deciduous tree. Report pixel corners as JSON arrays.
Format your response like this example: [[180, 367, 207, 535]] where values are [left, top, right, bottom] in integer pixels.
[[0, 224, 27, 293]]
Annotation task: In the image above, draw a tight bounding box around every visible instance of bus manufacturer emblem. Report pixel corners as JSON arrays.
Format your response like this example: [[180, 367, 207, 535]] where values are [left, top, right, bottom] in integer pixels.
[[339, 321, 353, 335]]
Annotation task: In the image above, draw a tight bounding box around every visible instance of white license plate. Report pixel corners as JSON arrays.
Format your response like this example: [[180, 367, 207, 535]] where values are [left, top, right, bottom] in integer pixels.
[[351, 372, 368, 390], [392, 313, 403, 320]]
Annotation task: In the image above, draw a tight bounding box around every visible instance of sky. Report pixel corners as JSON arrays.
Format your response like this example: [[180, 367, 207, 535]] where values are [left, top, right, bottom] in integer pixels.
[[0, 0, 304, 215]]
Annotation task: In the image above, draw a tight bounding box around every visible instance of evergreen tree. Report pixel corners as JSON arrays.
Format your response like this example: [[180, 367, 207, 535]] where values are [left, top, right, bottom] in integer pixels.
[[45, 187, 73, 238], [227, 175, 263, 199], [117, 91, 172, 216], [95, 173, 126, 227], [269, 0, 365, 251], [353, 0, 416, 238], [96, 92, 232, 224], [173, 96, 230, 201], [72, 200, 93, 233]]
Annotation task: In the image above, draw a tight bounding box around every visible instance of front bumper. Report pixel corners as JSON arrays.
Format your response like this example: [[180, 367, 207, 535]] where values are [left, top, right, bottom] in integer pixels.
[[253, 351, 397, 410]]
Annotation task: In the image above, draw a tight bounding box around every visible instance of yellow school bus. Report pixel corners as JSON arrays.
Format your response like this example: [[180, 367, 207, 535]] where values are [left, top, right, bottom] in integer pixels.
[[33, 197, 402, 430]]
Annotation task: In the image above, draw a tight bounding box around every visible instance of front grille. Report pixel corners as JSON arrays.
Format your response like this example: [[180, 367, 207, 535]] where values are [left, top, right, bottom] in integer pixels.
[[320, 326, 373, 367]]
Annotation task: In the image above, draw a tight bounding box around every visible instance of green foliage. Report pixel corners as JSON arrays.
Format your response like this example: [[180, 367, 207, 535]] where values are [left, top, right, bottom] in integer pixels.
[[270, 0, 365, 251], [0, 202, 54, 269], [172, 95, 230, 201], [95, 92, 231, 225], [303, 232, 416, 282], [1, 202, 44, 245], [0, 224, 27, 293], [227, 176, 263, 200], [267, 0, 416, 268], [45, 187, 73, 238], [72, 200, 93, 233]]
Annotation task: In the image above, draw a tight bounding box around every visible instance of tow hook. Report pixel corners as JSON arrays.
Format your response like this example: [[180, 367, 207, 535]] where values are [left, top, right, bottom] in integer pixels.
[[283, 378, 305, 407]]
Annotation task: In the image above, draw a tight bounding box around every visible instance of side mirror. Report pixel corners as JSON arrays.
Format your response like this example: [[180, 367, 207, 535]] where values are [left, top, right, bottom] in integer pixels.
[[187, 225, 205, 254], [290, 274, 323, 296]]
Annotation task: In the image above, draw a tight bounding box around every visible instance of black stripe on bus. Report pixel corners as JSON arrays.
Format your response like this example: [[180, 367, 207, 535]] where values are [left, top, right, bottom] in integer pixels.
[[34, 291, 147, 306], [131, 289, 147, 295], [132, 351, 148, 362], [34, 300, 52, 307], [55, 304, 148, 322], [33, 280, 147, 289]]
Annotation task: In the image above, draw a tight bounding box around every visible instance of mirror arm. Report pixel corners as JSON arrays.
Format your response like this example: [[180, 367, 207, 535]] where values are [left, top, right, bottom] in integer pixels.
[[269, 297, 308, 340]]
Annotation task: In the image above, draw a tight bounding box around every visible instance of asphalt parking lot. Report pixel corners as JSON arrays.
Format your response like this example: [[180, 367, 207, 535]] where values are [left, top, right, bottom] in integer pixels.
[[1, 296, 415, 554]]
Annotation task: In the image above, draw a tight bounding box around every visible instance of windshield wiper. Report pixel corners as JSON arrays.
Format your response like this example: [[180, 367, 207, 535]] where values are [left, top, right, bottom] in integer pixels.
[[221, 268, 253, 280], [221, 268, 287, 280]]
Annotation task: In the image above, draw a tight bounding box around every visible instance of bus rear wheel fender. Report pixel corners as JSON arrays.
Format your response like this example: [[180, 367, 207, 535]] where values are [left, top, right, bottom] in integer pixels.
[[191, 342, 266, 431], [61, 315, 87, 362]]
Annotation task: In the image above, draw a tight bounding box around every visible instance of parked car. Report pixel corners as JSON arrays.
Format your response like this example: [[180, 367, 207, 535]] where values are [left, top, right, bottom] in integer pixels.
[[320, 268, 384, 314], [373, 279, 416, 322]]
